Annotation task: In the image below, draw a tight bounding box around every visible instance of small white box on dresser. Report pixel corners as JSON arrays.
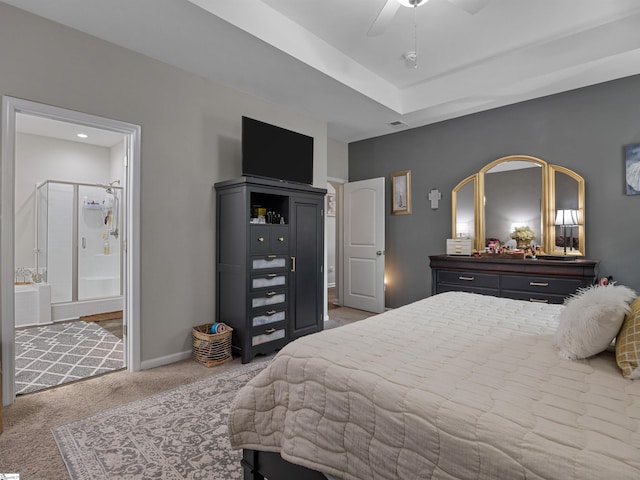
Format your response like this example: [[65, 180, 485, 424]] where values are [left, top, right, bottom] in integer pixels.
[[446, 238, 473, 256]]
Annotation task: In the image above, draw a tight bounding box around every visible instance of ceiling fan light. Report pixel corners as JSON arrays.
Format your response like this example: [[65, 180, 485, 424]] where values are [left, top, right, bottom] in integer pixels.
[[397, 0, 428, 7]]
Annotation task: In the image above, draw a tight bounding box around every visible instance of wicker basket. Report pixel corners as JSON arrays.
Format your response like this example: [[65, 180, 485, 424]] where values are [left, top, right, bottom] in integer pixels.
[[192, 323, 233, 367]]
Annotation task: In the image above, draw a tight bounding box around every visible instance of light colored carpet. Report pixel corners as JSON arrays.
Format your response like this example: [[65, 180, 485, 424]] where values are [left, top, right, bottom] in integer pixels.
[[52, 360, 269, 480], [1, 307, 372, 479], [15, 321, 123, 395]]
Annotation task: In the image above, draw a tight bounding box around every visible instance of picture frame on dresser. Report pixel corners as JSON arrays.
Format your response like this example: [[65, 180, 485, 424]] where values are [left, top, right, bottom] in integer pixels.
[[625, 143, 640, 195], [391, 170, 411, 215]]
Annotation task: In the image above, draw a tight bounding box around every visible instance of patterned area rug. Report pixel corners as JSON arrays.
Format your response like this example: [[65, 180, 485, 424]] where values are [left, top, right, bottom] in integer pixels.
[[52, 360, 269, 480], [16, 321, 123, 395]]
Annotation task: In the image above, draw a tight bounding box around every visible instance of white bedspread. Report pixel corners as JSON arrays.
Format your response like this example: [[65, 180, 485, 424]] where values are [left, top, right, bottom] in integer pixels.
[[228, 292, 640, 480]]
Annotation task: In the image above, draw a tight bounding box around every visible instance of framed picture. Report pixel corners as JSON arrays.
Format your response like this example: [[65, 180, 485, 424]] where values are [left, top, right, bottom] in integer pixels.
[[625, 143, 640, 195], [326, 193, 336, 217], [391, 170, 411, 215]]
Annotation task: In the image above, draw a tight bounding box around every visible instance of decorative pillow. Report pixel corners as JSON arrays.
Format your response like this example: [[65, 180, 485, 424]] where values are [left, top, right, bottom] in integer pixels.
[[553, 284, 637, 360], [616, 297, 640, 379]]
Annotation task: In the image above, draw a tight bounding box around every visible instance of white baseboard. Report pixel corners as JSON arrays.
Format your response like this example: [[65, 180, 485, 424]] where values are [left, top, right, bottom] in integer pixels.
[[140, 350, 192, 370]]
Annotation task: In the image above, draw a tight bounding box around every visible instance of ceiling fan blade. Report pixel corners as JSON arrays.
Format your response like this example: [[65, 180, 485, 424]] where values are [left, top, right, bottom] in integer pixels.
[[367, 0, 401, 36], [448, 0, 490, 14]]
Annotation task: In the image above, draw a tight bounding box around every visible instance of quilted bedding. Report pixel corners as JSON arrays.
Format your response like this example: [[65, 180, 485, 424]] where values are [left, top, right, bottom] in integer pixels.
[[228, 292, 640, 480]]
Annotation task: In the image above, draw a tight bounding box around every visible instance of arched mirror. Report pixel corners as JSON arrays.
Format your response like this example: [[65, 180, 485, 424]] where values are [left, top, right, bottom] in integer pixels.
[[547, 165, 585, 256], [451, 174, 477, 240], [452, 155, 585, 256]]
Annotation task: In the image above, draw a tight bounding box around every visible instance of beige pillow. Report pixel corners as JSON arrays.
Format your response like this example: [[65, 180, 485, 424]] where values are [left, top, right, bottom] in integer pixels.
[[616, 297, 640, 379]]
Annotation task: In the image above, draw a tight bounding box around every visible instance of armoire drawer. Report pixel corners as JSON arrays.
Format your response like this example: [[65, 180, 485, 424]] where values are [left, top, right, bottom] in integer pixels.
[[251, 255, 287, 271], [437, 270, 500, 289], [502, 275, 583, 296], [249, 225, 289, 254], [269, 226, 289, 254], [251, 290, 286, 309], [250, 272, 287, 291], [251, 307, 287, 327], [251, 326, 287, 347]]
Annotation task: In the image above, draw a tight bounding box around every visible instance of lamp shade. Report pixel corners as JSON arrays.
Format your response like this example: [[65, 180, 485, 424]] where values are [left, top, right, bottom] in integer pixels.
[[555, 209, 579, 226]]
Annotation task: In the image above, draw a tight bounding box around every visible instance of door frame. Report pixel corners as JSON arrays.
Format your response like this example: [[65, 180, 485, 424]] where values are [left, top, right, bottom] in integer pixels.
[[1, 96, 141, 405], [326, 177, 346, 318]]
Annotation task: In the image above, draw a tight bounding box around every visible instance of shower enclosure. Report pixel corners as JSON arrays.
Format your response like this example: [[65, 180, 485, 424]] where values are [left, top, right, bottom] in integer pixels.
[[36, 180, 123, 319]]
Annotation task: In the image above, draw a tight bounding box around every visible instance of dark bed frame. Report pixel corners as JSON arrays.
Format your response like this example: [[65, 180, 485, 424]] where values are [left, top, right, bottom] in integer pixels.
[[242, 449, 329, 480]]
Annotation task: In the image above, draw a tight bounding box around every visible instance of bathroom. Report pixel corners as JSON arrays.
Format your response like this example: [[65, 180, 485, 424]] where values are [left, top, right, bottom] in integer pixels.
[[13, 114, 127, 392]]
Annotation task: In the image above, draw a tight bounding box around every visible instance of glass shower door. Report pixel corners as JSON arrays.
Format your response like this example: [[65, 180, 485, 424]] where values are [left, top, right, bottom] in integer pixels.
[[37, 182, 74, 303], [78, 185, 122, 301]]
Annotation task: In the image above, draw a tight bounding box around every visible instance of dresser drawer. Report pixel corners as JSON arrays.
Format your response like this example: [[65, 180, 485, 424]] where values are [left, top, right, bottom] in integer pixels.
[[436, 284, 499, 297], [437, 270, 500, 289], [502, 290, 567, 305], [502, 275, 583, 296], [250, 272, 287, 291]]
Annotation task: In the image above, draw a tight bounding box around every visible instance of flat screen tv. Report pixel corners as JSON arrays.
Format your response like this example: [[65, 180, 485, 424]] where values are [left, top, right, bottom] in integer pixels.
[[242, 116, 314, 185]]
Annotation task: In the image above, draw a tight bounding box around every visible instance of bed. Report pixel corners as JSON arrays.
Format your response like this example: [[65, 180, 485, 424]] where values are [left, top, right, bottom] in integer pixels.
[[228, 291, 640, 480]]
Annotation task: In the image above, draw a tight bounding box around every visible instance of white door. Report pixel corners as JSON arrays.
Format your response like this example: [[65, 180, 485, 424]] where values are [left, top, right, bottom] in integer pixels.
[[343, 178, 385, 313]]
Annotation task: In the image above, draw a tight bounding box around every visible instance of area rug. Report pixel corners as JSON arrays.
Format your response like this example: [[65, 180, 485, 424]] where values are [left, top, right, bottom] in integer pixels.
[[52, 360, 269, 480], [16, 321, 123, 395]]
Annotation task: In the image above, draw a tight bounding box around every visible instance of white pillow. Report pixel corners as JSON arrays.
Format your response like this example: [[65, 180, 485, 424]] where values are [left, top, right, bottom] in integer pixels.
[[553, 284, 637, 360]]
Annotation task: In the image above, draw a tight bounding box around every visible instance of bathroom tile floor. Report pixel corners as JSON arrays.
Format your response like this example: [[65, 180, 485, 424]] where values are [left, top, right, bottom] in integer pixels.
[[15, 321, 123, 395]]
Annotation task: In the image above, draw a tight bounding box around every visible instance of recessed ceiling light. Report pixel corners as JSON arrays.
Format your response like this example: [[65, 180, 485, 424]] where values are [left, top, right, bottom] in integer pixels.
[[77, 133, 88, 139], [389, 120, 409, 129]]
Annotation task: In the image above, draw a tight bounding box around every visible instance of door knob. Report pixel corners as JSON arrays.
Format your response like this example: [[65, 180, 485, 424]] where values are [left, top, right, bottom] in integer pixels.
[[376, 250, 383, 256]]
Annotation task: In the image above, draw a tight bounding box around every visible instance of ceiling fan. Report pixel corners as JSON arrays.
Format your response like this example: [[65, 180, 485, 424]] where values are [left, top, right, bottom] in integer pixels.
[[368, 0, 490, 36]]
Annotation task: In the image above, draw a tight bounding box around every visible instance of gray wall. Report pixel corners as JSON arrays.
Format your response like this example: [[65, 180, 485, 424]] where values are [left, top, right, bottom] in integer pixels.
[[0, 3, 328, 367], [350, 74, 640, 308]]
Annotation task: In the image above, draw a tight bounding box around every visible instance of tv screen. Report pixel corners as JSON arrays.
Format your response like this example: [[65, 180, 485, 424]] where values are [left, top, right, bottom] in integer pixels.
[[242, 116, 314, 185]]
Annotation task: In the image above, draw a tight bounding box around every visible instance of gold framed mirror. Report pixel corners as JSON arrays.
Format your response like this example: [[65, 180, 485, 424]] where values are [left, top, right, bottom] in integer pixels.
[[452, 155, 585, 256]]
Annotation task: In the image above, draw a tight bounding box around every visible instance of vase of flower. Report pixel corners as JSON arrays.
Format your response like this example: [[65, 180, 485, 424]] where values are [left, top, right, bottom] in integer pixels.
[[510, 225, 536, 249]]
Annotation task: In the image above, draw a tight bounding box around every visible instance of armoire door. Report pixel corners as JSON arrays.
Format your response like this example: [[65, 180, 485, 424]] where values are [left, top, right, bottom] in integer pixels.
[[289, 195, 324, 339]]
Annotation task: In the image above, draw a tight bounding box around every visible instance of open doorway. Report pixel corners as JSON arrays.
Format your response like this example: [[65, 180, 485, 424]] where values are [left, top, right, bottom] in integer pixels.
[[2, 97, 141, 405], [326, 179, 345, 312]]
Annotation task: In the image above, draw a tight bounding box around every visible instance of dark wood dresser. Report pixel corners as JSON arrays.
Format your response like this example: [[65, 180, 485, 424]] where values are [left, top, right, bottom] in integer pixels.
[[429, 255, 599, 304]]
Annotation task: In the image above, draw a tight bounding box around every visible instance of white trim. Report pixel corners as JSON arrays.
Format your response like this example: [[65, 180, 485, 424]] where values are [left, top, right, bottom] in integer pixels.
[[1, 97, 17, 405], [140, 350, 192, 371], [1, 97, 141, 406], [327, 176, 347, 184]]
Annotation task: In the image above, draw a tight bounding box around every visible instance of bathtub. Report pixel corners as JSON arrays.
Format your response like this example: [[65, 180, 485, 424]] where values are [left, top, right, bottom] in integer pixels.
[[15, 283, 52, 328]]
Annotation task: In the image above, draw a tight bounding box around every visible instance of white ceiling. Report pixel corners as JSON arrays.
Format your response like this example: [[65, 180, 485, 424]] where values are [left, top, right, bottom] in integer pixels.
[[4, 0, 640, 143], [16, 114, 125, 148]]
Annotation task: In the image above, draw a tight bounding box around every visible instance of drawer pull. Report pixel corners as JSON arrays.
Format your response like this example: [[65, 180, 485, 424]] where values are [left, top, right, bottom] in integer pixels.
[[267, 273, 277, 277], [530, 298, 549, 303], [267, 255, 277, 259], [277, 237, 284, 242], [257, 237, 265, 242], [266, 291, 277, 296], [265, 328, 276, 334], [266, 310, 277, 315], [529, 282, 549, 287], [459, 276, 475, 281]]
